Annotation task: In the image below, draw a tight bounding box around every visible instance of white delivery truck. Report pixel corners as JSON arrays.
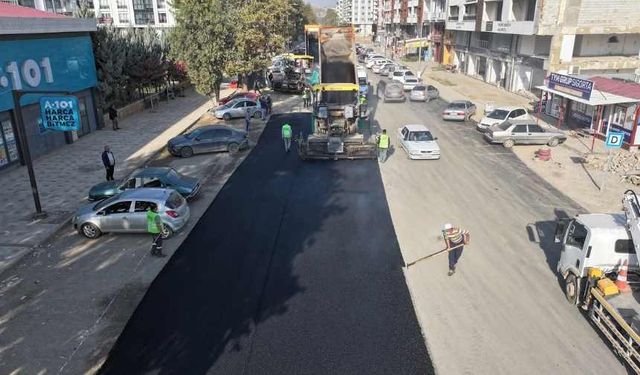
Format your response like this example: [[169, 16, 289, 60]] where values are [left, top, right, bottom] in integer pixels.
[[556, 190, 640, 373]]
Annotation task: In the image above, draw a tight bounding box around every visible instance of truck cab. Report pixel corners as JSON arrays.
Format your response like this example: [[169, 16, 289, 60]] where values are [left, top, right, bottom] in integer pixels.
[[556, 213, 638, 304]]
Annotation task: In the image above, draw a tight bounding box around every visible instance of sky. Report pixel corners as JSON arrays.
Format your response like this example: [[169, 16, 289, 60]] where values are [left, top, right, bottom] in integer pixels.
[[307, 0, 335, 8]]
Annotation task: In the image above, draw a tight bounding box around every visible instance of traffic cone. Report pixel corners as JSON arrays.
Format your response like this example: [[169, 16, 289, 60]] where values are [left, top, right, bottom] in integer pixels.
[[615, 259, 631, 293]]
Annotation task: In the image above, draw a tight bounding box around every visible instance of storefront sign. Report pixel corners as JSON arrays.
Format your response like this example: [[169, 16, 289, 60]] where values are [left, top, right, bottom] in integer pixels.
[[0, 36, 97, 112], [606, 132, 624, 148], [548, 73, 594, 101], [39, 96, 80, 132]]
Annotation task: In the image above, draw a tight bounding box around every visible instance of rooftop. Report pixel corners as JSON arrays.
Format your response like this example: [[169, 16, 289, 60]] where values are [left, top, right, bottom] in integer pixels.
[[589, 76, 640, 101]]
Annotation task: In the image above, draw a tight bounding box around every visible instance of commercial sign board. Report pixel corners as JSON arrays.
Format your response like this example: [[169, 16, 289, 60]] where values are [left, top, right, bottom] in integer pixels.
[[0, 36, 97, 112], [547, 73, 594, 101], [39, 96, 80, 132], [605, 131, 624, 148]]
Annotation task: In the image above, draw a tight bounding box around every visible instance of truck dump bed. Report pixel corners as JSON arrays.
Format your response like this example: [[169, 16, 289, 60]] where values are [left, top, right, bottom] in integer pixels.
[[319, 27, 356, 104]]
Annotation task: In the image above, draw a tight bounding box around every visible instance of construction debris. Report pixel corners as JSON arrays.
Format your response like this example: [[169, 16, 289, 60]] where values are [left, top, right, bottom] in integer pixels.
[[584, 151, 640, 185]]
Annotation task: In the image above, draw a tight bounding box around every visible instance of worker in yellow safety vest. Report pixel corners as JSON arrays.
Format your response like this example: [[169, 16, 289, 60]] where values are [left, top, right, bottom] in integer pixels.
[[147, 205, 166, 257], [377, 129, 389, 163]]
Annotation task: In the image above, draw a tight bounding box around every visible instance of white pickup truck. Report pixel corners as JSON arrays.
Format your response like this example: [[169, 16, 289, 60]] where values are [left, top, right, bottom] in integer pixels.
[[556, 190, 640, 372]]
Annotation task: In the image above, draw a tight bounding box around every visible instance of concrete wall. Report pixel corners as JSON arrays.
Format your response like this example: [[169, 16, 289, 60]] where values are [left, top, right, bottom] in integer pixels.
[[574, 34, 640, 57], [518, 35, 535, 55], [575, 0, 640, 34]]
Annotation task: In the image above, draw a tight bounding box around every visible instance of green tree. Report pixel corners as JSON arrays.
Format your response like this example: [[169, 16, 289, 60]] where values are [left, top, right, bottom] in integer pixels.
[[74, 0, 95, 18], [91, 27, 128, 110], [124, 28, 168, 97], [169, 0, 234, 101], [322, 8, 338, 26]]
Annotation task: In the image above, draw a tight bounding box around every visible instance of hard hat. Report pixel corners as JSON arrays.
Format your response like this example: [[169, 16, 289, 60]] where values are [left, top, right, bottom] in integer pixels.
[[442, 223, 453, 231]]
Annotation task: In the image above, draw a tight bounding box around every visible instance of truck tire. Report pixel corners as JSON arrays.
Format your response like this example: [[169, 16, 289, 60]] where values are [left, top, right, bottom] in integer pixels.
[[565, 273, 579, 305]]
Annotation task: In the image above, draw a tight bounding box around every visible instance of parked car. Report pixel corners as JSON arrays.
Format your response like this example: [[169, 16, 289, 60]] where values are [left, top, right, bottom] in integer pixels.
[[88, 167, 200, 201], [213, 98, 263, 120], [442, 100, 476, 121], [73, 188, 190, 239], [380, 63, 395, 76], [377, 80, 405, 102], [484, 119, 567, 148], [477, 106, 530, 131], [218, 91, 260, 105], [410, 85, 439, 102], [365, 53, 384, 63], [168, 125, 249, 157], [387, 65, 409, 79], [366, 57, 390, 69], [371, 59, 393, 73], [396, 124, 441, 160], [391, 70, 415, 82], [401, 77, 420, 91]]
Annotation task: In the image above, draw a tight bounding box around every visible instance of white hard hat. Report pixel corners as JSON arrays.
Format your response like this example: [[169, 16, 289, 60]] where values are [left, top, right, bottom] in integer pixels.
[[442, 223, 453, 231]]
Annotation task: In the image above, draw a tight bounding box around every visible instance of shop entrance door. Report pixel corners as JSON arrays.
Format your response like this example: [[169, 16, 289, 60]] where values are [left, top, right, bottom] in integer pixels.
[[77, 98, 91, 137], [0, 114, 19, 169]]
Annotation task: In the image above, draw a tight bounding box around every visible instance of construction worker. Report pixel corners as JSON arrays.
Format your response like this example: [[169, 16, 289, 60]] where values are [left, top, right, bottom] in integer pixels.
[[359, 93, 367, 105], [147, 205, 166, 257], [282, 122, 292, 152], [442, 223, 470, 276], [377, 129, 389, 163]]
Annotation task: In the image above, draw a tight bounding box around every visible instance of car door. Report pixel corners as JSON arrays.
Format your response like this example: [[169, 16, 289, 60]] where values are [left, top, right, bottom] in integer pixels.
[[527, 124, 547, 144], [194, 129, 220, 153], [100, 200, 133, 232], [215, 128, 234, 151], [511, 124, 529, 144], [131, 200, 155, 232], [231, 101, 246, 118], [466, 101, 476, 117], [397, 127, 409, 150], [427, 85, 438, 99]]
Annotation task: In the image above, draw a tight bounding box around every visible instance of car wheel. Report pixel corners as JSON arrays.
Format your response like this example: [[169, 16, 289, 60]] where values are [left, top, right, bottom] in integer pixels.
[[223, 112, 231, 121], [180, 146, 194, 158], [503, 139, 515, 148], [80, 223, 101, 239], [564, 273, 578, 305], [548, 137, 560, 147], [228, 142, 240, 153], [161, 225, 174, 239]]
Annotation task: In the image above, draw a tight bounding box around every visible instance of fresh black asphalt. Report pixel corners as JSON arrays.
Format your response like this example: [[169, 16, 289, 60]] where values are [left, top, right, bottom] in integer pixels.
[[99, 113, 433, 375]]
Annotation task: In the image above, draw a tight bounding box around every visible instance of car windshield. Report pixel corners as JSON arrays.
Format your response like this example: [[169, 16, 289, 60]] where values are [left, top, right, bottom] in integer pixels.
[[449, 102, 466, 109], [405, 71, 415, 76], [93, 195, 119, 211], [408, 131, 434, 142], [413, 86, 426, 91], [487, 109, 510, 119], [405, 78, 418, 83], [185, 129, 204, 139], [498, 122, 512, 131]]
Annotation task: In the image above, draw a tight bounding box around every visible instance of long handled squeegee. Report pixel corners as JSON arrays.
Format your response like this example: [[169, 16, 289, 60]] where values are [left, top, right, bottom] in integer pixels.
[[405, 244, 465, 268]]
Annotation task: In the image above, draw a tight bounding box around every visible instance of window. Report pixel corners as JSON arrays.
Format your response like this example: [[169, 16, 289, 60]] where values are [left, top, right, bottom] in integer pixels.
[[104, 201, 131, 215], [18, 0, 35, 8], [142, 178, 163, 188], [608, 36, 619, 43], [566, 221, 587, 250], [401, 127, 409, 139], [614, 239, 634, 254], [116, 0, 127, 8], [512, 125, 528, 133], [528, 125, 544, 133], [165, 192, 185, 209], [156, 0, 165, 8], [134, 201, 156, 212], [118, 11, 129, 23], [158, 12, 167, 23], [99, 0, 109, 9], [123, 178, 138, 188]]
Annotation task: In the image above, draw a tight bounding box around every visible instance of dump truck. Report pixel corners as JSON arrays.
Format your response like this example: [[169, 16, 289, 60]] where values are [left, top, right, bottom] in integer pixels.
[[556, 190, 640, 372], [298, 26, 376, 160]]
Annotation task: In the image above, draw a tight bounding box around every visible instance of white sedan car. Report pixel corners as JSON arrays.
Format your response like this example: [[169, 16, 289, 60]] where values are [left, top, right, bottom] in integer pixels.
[[396, 124, 441, 160]]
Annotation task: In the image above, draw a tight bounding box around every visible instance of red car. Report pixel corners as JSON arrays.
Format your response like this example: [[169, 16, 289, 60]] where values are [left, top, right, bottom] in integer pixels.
[[219, 90, 260, 105]]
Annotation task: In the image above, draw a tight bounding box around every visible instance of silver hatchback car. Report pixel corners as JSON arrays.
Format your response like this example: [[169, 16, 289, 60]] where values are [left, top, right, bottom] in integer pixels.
[[73, 188, 190, 239]]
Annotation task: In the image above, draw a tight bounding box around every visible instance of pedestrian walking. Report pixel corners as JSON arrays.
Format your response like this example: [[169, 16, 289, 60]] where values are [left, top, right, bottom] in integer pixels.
[[442, 223, 470, 276], [245, 108, 251, 132], [302, 87, 311, 108], [266, 95, 273, 115], [282, 122, 292, 152], [147, 205, 166, 257], [377, 129, 389, 163], [101, 145, 116, 181], [108, 104, 119, 131]]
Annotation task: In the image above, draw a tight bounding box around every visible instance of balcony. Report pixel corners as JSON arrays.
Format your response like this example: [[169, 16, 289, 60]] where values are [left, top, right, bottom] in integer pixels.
[[445, 19, 475, 31], [482, 20, 536, 35]]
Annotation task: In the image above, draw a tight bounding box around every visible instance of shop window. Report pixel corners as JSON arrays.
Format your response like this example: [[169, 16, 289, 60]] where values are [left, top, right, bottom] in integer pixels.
[[612, 105, 627, 125], [0, 118, 19, 168]]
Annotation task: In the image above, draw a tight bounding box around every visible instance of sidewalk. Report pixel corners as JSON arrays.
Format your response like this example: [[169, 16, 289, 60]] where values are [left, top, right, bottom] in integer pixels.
[[397, 57, 632, 213], [0, 89, 212, 270]]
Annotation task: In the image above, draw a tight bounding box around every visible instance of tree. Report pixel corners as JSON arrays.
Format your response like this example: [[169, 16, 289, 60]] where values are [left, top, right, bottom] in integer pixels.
[[124, 28, 168, 97], [169, 0, 234, 101], [91, 27, 128, 110], [322, 8, 338, 26], [302, 3, 317, 25], [74, 0, 94, 18]]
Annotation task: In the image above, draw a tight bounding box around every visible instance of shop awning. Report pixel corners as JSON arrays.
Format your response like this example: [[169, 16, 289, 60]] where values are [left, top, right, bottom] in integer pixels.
[[536, 85, 639, 106], [404, 38, 430, 48]]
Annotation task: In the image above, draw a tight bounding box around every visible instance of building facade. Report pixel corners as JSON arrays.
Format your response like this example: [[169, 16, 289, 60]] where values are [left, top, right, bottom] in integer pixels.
[[351, 0, 377, 35], [0, 3, 99, 170], [93, 0, 174, 27], [0, 0, 80, 16], [336, 0, 352, 25]]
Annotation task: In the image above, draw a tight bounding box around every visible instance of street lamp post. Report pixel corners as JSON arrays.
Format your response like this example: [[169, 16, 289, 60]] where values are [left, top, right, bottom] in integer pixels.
[[12, 89, 74, 218]]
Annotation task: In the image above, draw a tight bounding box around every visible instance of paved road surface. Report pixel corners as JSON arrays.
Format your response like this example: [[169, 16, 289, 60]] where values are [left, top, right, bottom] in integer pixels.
[[99, 113, 432, 374], [367, 72, 628, 374]]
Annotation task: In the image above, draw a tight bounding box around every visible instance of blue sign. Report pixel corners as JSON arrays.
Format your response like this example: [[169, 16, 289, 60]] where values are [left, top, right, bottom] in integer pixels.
[[40, 96, 80, 132], [0, 36, 97, 112], [548, 73, 594, 101], [605, 131, 625, 148]]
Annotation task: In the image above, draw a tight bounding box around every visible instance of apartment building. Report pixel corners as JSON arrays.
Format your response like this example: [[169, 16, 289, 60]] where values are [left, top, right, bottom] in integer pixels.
[[0, 0, 79, 16], [381, 0, 421, 39], [93, 0, 174, 27], [446, 0, 640, 95], [351, 0, 378, 35], [336, 0, 352, 25]]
